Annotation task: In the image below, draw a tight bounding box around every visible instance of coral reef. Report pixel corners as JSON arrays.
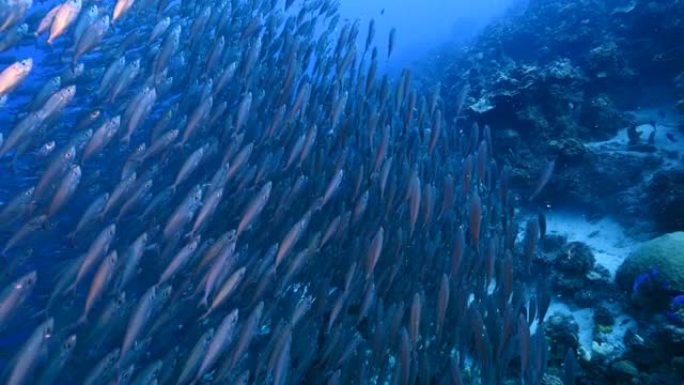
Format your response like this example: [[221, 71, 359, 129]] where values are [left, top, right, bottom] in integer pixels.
[[646, 170, 684, 232], [426, 0, 684, 382], [545, 240, 613, 307], [432, 0, 684, 232], [617, 232, 684, 306]]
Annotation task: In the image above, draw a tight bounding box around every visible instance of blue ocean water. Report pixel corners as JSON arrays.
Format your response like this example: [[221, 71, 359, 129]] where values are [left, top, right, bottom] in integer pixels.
[[1, 1, 684, 385]]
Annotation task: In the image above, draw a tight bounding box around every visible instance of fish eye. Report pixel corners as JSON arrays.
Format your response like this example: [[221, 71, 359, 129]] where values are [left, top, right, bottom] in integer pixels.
[[26, 277, 34, 285]]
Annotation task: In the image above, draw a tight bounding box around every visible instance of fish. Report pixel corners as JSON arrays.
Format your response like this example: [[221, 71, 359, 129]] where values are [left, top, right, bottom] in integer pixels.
[[163, 184, 203, 241], [468, 191, 482, 247], [321, 169, 344, 208], [148, 16, 170, 43], [0, 59, 32, 98], [407, 170, 421, 237], [123, 87, 156, 143], [0, 0, 31, 33], [72, 4, 97, 43], [276, 210, 312, 269], [36, 85, 76, 121], [365, 227, 384, 279], [180, 96, 213, 145], [112, 0, 135, 23], [194, 309, 239, 381], [116, 232, 150, 291], [158, 236, 199, 284], [69, 224, 116, 292], [81, 250, 117, 322], [7, 318, 54, 385], [0, 23, 27, 52], [101, 172, 138, 218], [529, 160, 555, 201], [47, 0, 82, 45], [0, 271, 36, 328], [3, 215, 47, 254], [84, 348, 120, 385], [117, 178, 154, 220], [188, 187, 223, 238], [388, 27, 396, 59], [226, 301, 264, 371], [36, 334, 77, 385], [172, 144, 208, 190], [47, 164, 81, 217], [73, 15, 110, 63], [109, 59, 141, 102], [153, 25, 180, 77], [67, 192, 109, 240], [436, 274, 449, 338], [0, 4, 560, 385], [82, 116, 121, 164], [36, 6, 60, 37], [202, 267, 245, 318], [98, 57, 126, 96], [236, 181, 272, 238], [176, 328, 215, 385], [0, 187, 35, 228], [121, 285, 168, 360]]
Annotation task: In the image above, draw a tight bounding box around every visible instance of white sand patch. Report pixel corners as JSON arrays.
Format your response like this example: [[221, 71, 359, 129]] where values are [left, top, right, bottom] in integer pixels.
[[540, 210, 640, 358], [545, 210, 637, 278]]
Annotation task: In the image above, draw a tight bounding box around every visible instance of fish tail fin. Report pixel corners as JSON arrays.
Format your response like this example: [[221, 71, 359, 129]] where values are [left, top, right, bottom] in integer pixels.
[[65, 282, 77, 296], [31, 308, 48, 320], [76, 314, 87, 326], [198, 298, 208, 309], [66, 234, 78, 248], [198, 309, 210, 320]]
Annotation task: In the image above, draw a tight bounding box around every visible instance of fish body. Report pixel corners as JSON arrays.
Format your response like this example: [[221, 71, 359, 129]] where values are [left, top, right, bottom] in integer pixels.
[[73, 15, 109, 63], [162, 185, 203, 241], [48, 0, 82, 44], [0, 271, 36, 328], [112, 0, 134, 23], [7, 318, 54, 385], [47, 164, 81, 217], [70, 224, 116, 292], [0, 58, 32, 97], [236, 181, 272, 238], [195, 309, 239, 380], [82, 116, 121, 163], [81, 250, 117, 321]]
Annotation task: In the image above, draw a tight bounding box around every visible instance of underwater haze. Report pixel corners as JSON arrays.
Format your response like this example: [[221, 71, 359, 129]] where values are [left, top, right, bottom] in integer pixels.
[[1, 0, 684, 385], [337, 0, 514, 72]]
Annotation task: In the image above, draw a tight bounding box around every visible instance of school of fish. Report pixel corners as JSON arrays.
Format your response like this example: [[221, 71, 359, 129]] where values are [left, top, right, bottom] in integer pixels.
[[0, 0, 553, 384]]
